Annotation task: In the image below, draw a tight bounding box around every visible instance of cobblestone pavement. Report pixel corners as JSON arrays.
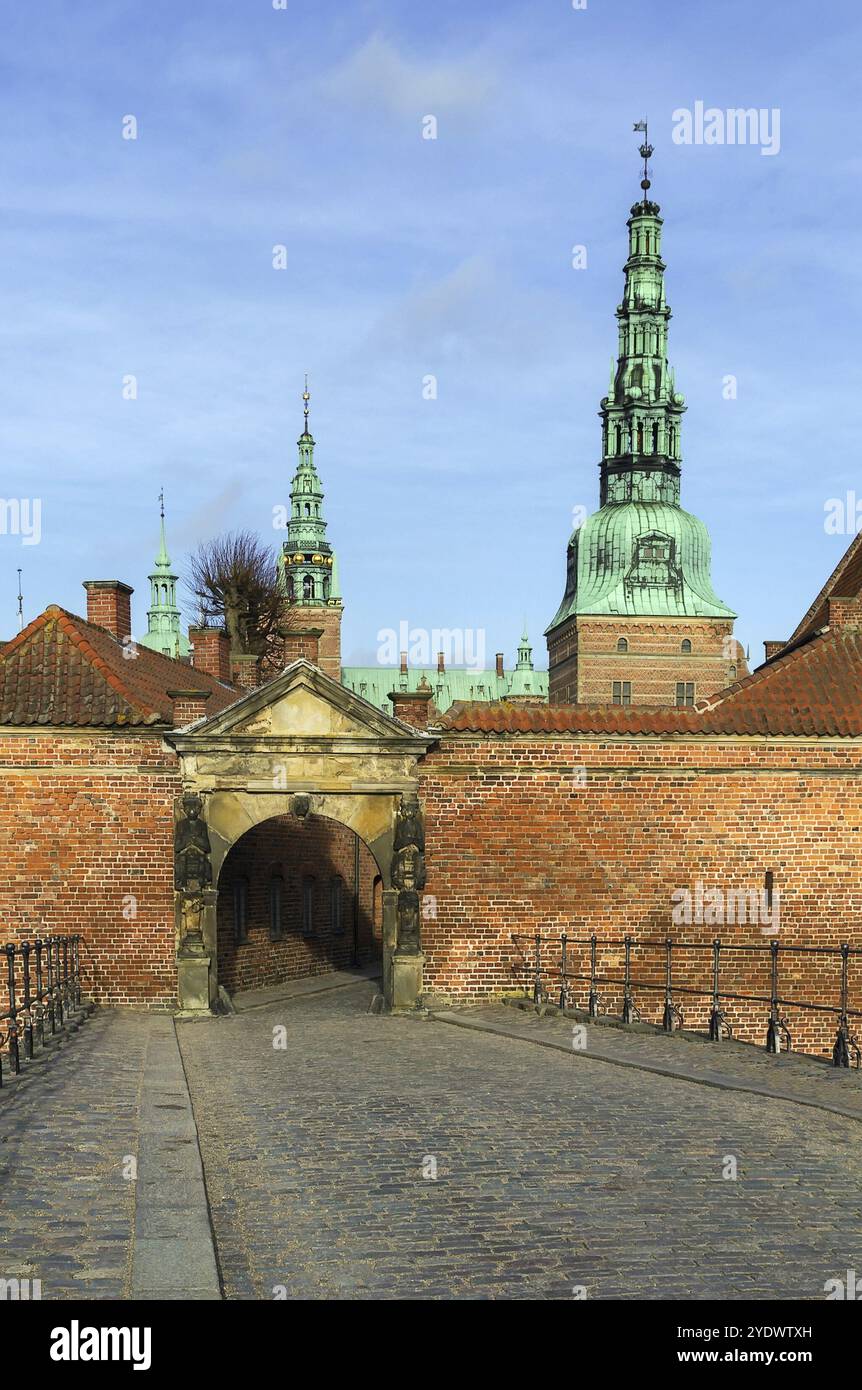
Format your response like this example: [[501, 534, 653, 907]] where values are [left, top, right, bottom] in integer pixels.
[[438, 1001, 862, 1121], [0, 1010, 152, 1300], [178, 979, 862, 1301]]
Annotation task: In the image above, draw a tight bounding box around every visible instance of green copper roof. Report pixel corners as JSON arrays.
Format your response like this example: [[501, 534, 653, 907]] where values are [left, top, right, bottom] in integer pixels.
[[546, 501, 735, 626], [139, 491, 190, 659], [547, 129, 735, 634], [343, 636, 547, 713], [278, 383, 339, 608]]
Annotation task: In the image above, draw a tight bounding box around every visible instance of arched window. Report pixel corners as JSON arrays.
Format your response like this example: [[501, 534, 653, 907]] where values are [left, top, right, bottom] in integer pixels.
[[617, 637, 628, 653], [269, 874, 284, 942], [305, 503, 311, 516], [232, 877, 249, 945], [302, 876, 315, 936], [302, 574, 314, 600], [729, 665, 737, 681], [681, 639, 692, 654], [330, 876, 344, 936]]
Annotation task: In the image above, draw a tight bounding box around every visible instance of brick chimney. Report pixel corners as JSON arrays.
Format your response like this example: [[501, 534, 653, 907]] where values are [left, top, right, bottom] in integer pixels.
[[389, 677, 435, 729], [400, 650, 408, 677], [83, 581, 133, 642], [167, 688, 212, 727], [189, 626, 232, 683], [763, 640, 786, 662], [495, 652, 505, 679], [230, 653, 263, 691], [437, 651, 445, 675], [282, 627, 323, 666]]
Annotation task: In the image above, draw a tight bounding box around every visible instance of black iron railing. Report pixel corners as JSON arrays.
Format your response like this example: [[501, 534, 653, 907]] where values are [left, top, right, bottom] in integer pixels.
[[0, 935, 84, 1086], [513, 932, 862, 1069]]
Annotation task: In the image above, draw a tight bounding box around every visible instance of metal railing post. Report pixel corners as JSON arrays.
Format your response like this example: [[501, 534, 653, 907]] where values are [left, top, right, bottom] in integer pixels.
[[559, 933, 568, 1010], [622, 935, 635, 1024], [589, 934, 599, 1017], [21, 940, 33, 1061], [5, 943, 20, 1075], [833, 942, 851, 1068]]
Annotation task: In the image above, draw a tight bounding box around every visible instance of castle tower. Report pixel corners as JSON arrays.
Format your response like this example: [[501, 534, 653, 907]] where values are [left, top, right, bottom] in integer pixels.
[[278, 381, 343, 680], [545, 127, 746, 705], [139, 491, 189, 659]]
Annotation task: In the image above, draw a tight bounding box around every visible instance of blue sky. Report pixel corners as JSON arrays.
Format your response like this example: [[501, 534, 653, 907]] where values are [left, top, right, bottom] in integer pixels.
[[1, 0, 859, 667]]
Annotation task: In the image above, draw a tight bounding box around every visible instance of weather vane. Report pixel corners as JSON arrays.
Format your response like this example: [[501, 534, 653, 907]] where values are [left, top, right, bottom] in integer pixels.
[[633, 119, 653, 195], [159, 486, 165, 520], [302, 373, 310, 433]]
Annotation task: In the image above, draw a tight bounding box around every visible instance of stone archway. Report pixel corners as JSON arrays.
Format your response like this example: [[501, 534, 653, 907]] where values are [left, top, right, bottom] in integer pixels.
[[166, 661, 432, 1014]]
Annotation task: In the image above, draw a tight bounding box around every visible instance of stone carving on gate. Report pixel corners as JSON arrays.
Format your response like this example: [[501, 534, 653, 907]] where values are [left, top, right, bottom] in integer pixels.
[[174, 792, 212, 957], [391, 792, 426, 956]]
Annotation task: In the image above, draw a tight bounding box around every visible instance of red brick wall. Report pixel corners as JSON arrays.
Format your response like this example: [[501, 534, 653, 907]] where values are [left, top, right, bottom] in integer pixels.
[[548, 615, 747, 705], [216, 813, 381, 994], [281, 604, 342, 681], [418, 733, 862, 1058], [0, 730, 178, 1008]]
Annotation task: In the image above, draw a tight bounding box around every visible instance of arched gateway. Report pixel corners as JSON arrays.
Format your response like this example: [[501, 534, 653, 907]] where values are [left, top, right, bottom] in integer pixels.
[[166, 660, 433, 1014]]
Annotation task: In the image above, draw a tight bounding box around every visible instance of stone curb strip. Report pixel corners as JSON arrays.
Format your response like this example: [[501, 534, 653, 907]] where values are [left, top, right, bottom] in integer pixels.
[[429, 1008, 862, 1126], [131, 1018, 221, 1300]]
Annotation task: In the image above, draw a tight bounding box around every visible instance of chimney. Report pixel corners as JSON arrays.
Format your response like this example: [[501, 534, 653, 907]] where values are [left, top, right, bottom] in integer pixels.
[[167, 688, 212, 728], [282, 627, 323, 666], [400, 650, 408, 677], [83, 581, 133, 643], [763, 640, 786, 662], [189, 626, 232, 683], [827, 596, 862, 630], [388, 677, 435, 729], [230, 653, 263, 691], [495, 652, 505, 679], [437, 651, 445, 675]]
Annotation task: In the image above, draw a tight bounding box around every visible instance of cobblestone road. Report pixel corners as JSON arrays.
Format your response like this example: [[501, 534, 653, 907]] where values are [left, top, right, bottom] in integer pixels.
[[178, 979, 862, 1301], [0, 1010, 150, 1299]]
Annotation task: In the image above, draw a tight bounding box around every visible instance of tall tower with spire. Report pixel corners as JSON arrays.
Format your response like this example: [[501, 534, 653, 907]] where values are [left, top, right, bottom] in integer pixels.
[[278, 381, 343, 680], [545, 127, 746, 706], [139, 492, 189, 659]]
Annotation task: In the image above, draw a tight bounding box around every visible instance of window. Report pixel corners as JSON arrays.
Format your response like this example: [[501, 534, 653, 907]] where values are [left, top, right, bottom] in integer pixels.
[[269, 875, 284, 941], [612, 681, 631, 706], [729, 665, 737, 681], [330, 876, 344, 935], [676, 682, 695, 707], [681, 639, 692, 654], [302, 574, 314, 600], [617, 637, 628, 653], [302, 876, 315, 936], [232, 878, 249, 945]]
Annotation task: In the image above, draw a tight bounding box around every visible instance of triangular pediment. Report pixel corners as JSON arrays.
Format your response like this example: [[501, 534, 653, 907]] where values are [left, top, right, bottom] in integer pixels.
[[169, 659, 431, 746]]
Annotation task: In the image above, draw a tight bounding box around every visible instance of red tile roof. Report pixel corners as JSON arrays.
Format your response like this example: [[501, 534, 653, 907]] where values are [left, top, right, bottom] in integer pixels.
[[440, 627, 862, 738], [0, 606, 238, 728]]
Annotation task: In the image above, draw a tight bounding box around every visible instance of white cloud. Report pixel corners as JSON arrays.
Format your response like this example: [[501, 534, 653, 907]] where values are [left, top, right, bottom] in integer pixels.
[[323, 34, 497, 119]]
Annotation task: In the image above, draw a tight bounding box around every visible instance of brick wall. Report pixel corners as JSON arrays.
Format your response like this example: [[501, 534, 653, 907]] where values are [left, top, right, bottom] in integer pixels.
[[548, 615, 746, 705], [216, 813, 381, 994], [0, 730, 179, 1008], [281, 604, 343, 681], [418, 733, 862, 1058]]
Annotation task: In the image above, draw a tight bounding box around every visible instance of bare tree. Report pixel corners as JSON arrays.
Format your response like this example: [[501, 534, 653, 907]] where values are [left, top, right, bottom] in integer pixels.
[[186, 530, 283, 657]]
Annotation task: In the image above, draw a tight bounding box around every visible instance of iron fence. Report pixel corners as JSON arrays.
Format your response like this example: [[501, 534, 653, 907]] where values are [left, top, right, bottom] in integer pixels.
[[512, 932, 862, 1068], [0, 935, 84, 1086]]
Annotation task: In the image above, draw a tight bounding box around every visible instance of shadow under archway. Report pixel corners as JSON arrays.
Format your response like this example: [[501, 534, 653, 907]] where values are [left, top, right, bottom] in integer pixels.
[[216, 809, 384, 998]]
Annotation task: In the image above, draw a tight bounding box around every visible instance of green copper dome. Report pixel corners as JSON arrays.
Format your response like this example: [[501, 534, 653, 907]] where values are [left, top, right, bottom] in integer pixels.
[[547, 501, 735, 624]]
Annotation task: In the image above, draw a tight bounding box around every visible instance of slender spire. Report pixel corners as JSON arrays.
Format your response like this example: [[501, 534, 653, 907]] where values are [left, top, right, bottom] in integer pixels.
[[633, 119, 653, 203], [302, 374, 311, 439], [139, 491, 189, 657], [155, 487, 170, 568]]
